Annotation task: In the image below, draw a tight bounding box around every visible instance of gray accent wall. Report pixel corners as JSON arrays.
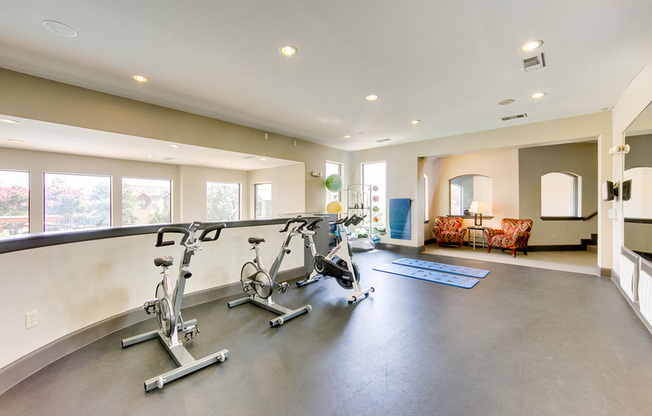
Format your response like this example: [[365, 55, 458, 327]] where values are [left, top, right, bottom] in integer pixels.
[[519, 142, 598, 246]]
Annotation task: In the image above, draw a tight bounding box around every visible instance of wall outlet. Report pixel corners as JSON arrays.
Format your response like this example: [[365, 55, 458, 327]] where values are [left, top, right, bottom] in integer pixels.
[[25, 310, 37, 329], [552, 233, 557, 239], [639, 237, 645, 244]]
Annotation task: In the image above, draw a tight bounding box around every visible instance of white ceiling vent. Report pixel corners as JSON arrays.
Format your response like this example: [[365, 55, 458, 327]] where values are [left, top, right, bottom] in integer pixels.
[[522, 53, 545, 72], [242, 155, 256, 159], [376, 138, 392, 143], [501, 113, 528, 121]]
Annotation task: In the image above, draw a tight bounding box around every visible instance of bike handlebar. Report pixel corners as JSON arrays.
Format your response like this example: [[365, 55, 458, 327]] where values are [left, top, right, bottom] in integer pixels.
[[279, 216, 308, 233], [199, 223, 226, 242], [155, 227, 191, 247], [345, 215, 365, 227], [305, 217, 323, 231]]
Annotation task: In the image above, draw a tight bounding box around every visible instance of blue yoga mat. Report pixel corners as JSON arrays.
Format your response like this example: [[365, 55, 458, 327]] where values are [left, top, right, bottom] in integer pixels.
[[373, 263, 479, 289], [392, 258, 490, 278]]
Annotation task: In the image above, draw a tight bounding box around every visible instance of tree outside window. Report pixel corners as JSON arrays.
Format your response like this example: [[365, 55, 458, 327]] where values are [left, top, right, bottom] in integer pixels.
[[44, 173, 111, 232], [207, 182, 240, 221], [0, 170, 29, 236]]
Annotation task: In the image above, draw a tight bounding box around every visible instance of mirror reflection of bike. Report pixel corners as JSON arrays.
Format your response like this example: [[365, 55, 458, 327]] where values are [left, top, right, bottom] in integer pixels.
[[297, 215, 375, 303], [121, 222, 229, 391], [228, 216, 312, 327]]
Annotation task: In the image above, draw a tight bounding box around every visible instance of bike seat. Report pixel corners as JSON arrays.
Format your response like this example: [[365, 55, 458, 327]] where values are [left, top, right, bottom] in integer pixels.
[[154, 256, 173, 267], [248, 237, 265, 245]]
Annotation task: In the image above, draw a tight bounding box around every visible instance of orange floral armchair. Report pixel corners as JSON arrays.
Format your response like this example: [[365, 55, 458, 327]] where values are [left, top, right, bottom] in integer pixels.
[[484, 218, 533, 257], [433, 216, 467, 248]]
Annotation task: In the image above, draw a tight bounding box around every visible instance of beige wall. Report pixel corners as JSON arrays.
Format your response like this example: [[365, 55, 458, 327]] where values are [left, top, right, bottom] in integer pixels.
[[422, 148, 519, 241], [247, 163, 306, 218], [0, 68, 347, 214], [180, 165, 249, 221], [351, 111, 612, 266]]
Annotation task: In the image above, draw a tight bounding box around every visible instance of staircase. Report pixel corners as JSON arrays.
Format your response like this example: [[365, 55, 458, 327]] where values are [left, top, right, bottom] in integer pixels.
[[581, 233, 598, 252]]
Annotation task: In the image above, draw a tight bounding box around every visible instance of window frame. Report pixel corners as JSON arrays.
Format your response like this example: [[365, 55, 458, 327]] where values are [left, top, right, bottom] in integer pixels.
[[254, 182, 272, 219]]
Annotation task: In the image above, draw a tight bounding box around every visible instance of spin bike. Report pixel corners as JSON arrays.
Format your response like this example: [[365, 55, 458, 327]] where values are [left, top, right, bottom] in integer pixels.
[[121, 222, 229, 392], [296, 215, 375, 303], [228, 216, 312, 327]]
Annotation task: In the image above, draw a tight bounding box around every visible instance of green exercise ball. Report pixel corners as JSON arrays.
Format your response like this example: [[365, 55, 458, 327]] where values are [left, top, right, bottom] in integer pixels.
[[324, 174, 343, 192]]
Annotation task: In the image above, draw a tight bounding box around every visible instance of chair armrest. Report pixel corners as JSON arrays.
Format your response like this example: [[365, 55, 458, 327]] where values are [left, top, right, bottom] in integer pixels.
[[459, 227, 468, 239], [484, 228, 503, 240], [509, 231, 531, 247]]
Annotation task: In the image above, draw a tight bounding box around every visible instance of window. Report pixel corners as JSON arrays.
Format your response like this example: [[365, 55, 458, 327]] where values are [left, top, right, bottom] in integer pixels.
[[541, 172, 581, 217], [450, 184, 462, 215], [207, 182, 240, 221], [254, 183, 272, 219], [0, 170, 30, 236], [423, 173, 429, 222], [122, 177, 171, 225], [362, 161, 386, 231], [325, 162, 342, 204], [44, 173, 111, 232]]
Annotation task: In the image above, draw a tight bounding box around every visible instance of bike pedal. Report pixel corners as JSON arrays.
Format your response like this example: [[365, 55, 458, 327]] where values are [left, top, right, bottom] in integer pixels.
[[183, 325, 199, 341], [142, 300, 158, 314], [278, 282, 290, 294]]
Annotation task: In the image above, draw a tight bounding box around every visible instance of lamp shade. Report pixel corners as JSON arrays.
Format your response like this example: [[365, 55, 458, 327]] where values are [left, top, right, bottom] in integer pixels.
[[469, 201, 488, 213]]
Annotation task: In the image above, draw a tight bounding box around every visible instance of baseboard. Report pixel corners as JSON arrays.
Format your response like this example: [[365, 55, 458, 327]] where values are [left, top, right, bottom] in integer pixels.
[[528, 245, 586, 252], [0, 266, 305, 395], [425, 241, 588, 252], [599, 266, 611, 278], [375, 242, 423, 255]]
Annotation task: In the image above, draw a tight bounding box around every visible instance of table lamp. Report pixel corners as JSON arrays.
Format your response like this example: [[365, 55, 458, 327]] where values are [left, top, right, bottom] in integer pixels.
[[469, 201, 488, 226]]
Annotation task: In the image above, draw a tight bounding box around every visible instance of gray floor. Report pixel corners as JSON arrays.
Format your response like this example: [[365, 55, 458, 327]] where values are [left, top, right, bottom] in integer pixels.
[[2, 249, 652, 416]]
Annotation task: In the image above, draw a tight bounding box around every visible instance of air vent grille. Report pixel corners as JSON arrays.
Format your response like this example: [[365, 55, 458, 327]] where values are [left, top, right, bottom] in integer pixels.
[[501, 113, 528, 121], [242, 155, 256, 159], [376, 138, 392, 143], [522, 53, 545, 72]]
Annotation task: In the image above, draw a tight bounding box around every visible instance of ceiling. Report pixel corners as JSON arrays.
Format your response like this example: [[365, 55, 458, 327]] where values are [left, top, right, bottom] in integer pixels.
[[1, 0, 652, 157]]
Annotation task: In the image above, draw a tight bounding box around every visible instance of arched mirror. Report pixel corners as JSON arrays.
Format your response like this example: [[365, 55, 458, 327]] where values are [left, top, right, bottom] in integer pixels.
[[624, 101, 652, 261], [449, 175, 492, 216]]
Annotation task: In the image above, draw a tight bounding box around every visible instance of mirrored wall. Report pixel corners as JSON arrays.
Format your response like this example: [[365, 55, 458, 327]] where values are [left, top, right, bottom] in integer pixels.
[[624, 102, 652, 261]]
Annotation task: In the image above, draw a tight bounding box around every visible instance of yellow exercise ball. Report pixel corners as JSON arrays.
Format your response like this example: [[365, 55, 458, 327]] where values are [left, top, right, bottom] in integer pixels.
[[326, 200, 342, 213]]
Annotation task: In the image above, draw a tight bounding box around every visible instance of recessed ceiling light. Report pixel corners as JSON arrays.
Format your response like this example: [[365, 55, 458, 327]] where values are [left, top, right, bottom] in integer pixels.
[[410, 120, 421, 125], [132, 75, 148, 83], [169, 144, 180, 148], [260, 158, 267, 161], [226, 164, 232, 168], [344, 135, 351, 139], [498, 99, 515, 105], [146, 155, 154, 159], [365, 94, 379, 101], [521, 40, 543, 52], [531, 92, 547, 99], [280, 45, 297, 57], [43, 20, 77, 37], [8, 139, 24, 143], [0, 119, 19, 124]]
